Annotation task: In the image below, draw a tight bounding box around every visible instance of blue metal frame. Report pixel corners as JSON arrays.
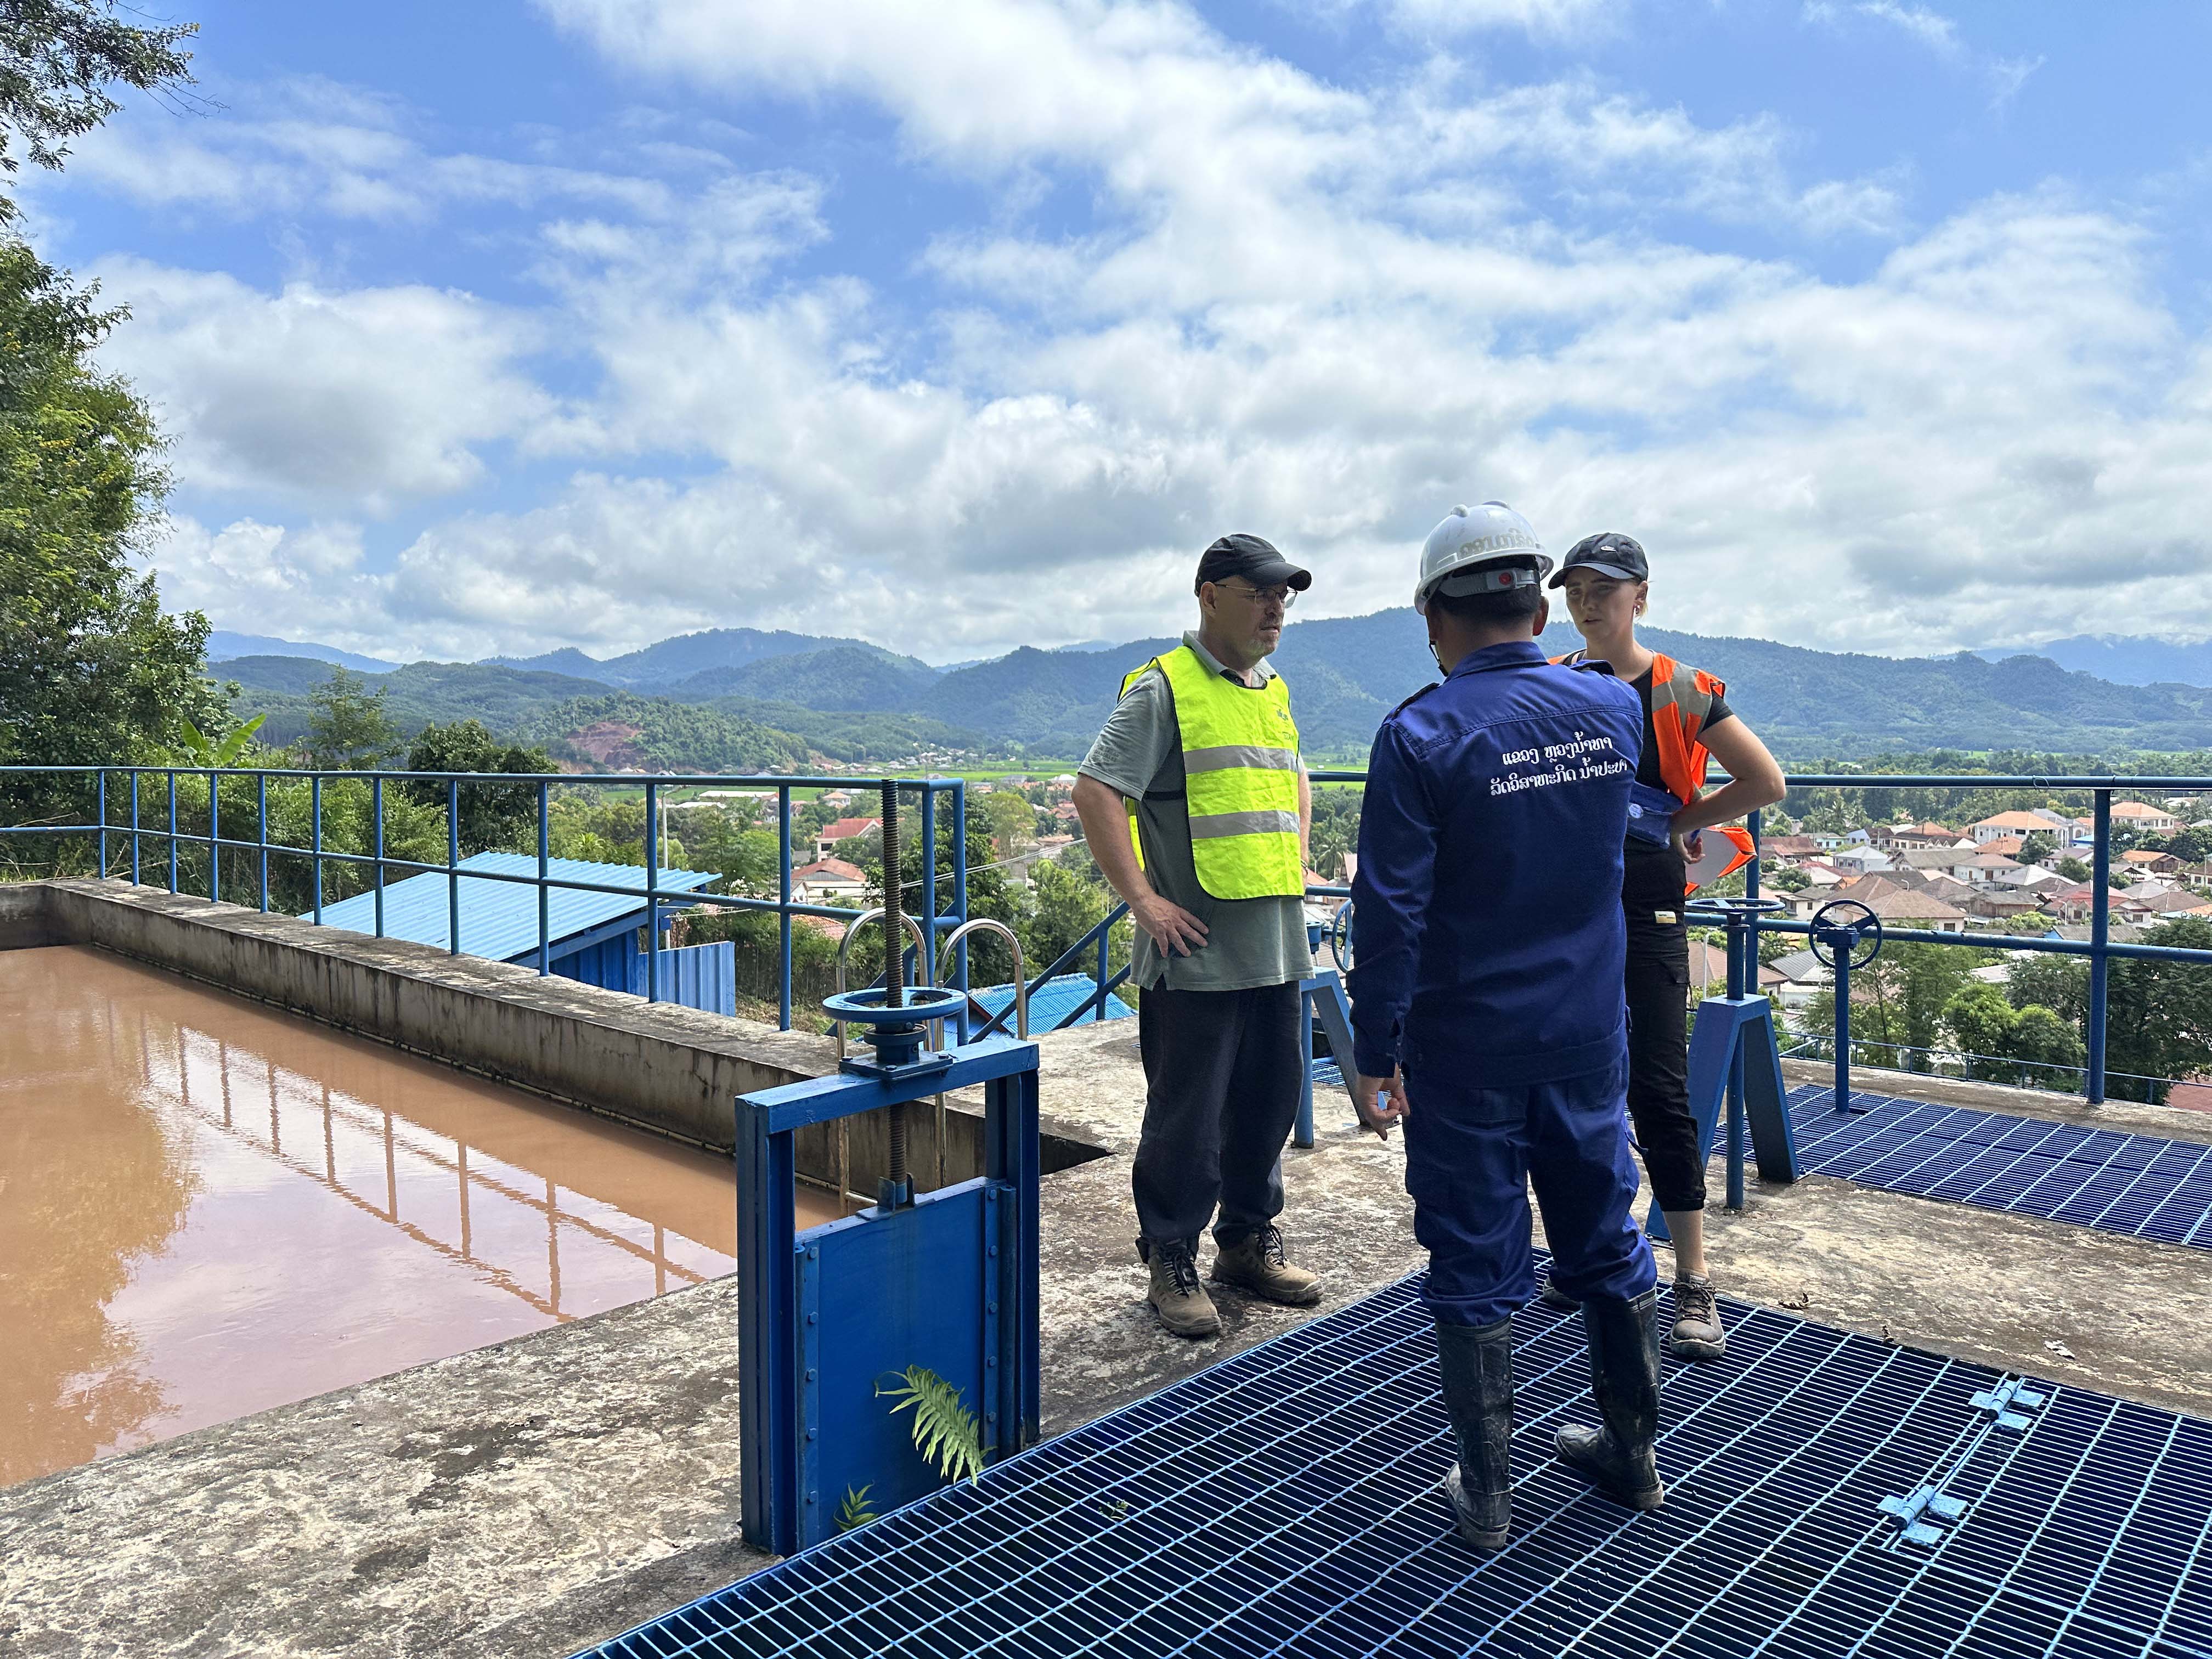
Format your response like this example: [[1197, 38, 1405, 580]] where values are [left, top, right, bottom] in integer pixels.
[[3, 766, 971, 1033], [10, 763, 2212, 1094], [736, 1032, 1041, 1556]]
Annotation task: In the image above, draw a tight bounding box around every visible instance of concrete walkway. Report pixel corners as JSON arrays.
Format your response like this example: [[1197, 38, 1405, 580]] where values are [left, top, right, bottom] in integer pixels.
[[5, 1011, 2210, 1657]]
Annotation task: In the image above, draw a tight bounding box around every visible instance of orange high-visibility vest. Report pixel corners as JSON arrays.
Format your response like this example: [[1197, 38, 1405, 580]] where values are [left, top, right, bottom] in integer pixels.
[[1551, 650, 1748, 894]]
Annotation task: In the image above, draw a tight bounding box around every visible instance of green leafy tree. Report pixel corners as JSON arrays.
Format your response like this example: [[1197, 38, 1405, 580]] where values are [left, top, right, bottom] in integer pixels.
[[402, 719, 552, 854], [0, 239, 224, 850], [1940, 982, 2086, 1087], [2102, 917, 2212, 1103], [303, 668, 400, 769], [1769, 867, 1810, 893], [0, 2, 197, 185], [979, 787, 1035, 855], [2162, 826, 2212, 865], [1799, 941, 1988, 1072]]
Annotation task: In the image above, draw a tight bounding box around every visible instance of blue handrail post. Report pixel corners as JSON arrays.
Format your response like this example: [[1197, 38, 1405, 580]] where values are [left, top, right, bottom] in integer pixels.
[[536, 781, 550, 975], [372, 776, 386, 938], [258, 771, 270, 912], [311, 775, 323, 924], [97, 770, 107, 877], [952, 778, 970, 1042], [1741, 808, 1762, 995], [447, 777, 462, 955], [166, 771, 177, 893], [777, 786, 793, 1031], [129, 770, 139, 885], [645, 779, 660, 1003], [1095, 918, 1110, 1022], [2087, 789, 2111, 1104], [1723, 904, 1747, 1211], [208, 768, 221, 904]]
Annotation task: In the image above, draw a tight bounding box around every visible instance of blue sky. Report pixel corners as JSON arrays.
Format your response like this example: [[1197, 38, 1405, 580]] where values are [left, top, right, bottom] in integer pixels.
[[24, 0, 2212, 663]]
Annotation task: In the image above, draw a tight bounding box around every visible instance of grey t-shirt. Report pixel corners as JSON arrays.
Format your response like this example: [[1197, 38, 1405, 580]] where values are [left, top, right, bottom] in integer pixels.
[[1078, 631, 1312, 993]]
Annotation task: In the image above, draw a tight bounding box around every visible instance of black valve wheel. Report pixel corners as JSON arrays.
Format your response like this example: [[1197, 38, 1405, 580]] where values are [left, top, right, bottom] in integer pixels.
[[1809, 898, 1883, 970]]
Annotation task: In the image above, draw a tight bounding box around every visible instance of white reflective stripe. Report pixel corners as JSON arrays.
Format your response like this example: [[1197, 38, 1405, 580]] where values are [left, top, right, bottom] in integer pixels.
[[1189, 809, 1301, 840], [1182, 744, 1299, 776]]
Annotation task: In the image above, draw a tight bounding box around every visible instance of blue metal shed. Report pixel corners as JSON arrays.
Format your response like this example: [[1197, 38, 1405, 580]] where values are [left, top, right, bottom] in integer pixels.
[[305, 852, 734, 1012], [970, 973, 1133, 1032]]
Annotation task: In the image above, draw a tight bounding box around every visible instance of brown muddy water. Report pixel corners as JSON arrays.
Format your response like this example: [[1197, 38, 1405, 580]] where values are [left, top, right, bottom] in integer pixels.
[[1, 944, 836, 1487]]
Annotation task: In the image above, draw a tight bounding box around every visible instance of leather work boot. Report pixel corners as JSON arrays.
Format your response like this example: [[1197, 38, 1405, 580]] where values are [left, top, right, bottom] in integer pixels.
[[1537, 1277, 1581, 1313], [1555, 1289, 1666, 1511], [1146, 1240, 1222, 1339], [1211, 1223, 1322, 1307], [1436, 1317, 1515, 1551], [1668, 1273, 1727, 1362]]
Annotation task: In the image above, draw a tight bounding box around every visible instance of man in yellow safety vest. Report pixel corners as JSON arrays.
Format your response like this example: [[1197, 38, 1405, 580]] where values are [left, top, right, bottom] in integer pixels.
[[1071, 534, 1320, 1339]]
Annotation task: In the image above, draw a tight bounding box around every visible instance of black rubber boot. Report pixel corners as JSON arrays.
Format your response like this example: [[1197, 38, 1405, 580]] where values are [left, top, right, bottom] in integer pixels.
[[1435, 1317, 1515, 1550], [1537, 1277, 1581, 1313], [1555, 1289, 1664, 1510]]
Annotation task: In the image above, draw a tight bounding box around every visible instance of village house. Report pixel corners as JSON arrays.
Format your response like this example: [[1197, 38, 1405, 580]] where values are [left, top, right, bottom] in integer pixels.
[[2121, 849, 2183, 874], [1971, 809, 2058, 845], [791, 857, 868, 902], [815, 815, 881, 861], [1948, 851, 2027, 886], [1863, 887, 1969, 934], [2111, 800, 2180, 837]]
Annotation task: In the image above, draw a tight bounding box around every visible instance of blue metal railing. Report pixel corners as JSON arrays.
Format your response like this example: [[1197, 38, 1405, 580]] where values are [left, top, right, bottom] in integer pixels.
[[1005, 769, 2212, 1108], [12, 761, 2212, 1104], [0, 765, 969, 1031], [1776, 1031, 2185, 1099]]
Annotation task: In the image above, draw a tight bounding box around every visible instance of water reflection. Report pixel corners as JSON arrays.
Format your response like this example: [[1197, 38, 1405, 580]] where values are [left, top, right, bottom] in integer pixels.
[[1, 945, 814, 1486]]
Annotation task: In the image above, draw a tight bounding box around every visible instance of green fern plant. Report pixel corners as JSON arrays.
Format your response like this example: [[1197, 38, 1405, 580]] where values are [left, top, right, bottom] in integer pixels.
[[876, 1365, 985, 1485], [834, 1485, 877, 1532]]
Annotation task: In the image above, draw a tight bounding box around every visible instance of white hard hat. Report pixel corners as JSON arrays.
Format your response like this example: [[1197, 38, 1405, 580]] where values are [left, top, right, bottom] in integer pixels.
[[1414, 501, 1551, 615]]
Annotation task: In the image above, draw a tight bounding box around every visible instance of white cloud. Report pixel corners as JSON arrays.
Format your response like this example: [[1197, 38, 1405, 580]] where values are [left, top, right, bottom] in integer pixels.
[[88, 261, 558, 511], [74, 1, 2212, 668], [1803, 1, 1957, 57]]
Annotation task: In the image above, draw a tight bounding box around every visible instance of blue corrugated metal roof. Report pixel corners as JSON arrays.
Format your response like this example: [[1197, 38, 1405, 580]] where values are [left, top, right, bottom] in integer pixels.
[[970, 973, 1132, 1030], [306, 851, 718, 963]]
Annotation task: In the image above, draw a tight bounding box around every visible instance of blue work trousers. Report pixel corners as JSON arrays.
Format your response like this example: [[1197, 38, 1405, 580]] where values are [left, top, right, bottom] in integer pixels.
[[1403, 1059, 1656, 1327]]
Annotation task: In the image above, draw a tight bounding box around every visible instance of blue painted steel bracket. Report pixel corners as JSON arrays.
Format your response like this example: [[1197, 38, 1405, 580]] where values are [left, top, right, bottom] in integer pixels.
[[738, 1031, 1041, 1558], [1295, 969, 1358, 1149], [1651, 994, 1799, 1238]]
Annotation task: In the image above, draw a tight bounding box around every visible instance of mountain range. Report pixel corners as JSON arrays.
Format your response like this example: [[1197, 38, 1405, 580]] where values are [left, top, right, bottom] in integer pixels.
[[211, 614, 2212, 769], [1974, 635, 2212, 688]]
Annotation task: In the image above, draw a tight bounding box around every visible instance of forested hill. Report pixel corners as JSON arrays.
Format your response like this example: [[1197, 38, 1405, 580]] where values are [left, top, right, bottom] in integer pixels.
[[221, 611, 2212, 765], [908, 613, 2212, 759]]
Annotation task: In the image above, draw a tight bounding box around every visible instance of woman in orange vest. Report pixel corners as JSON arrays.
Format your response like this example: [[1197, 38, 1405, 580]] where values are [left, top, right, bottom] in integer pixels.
[[1545, 533, 1785, 1362]]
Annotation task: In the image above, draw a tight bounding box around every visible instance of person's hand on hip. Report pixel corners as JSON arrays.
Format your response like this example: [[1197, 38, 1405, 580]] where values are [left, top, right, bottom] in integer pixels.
[[1132, 894, 1209, 956]]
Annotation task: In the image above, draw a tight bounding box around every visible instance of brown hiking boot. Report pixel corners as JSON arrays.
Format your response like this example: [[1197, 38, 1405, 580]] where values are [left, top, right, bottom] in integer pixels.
[[1212, 1223, 1321, 1306], [1146, 1240, 1222, 1339], [1667, 1274, 1726, 1362]]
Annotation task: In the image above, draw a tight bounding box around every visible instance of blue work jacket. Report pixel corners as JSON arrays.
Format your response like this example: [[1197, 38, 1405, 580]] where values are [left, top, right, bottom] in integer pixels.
[[1347, 639, 1641, 1087]]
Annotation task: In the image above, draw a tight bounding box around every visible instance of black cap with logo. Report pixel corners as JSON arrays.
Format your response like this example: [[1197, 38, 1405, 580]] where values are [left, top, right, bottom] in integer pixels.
[[1195, 533, 1312, 596], [1548, 532, 1649, 588]]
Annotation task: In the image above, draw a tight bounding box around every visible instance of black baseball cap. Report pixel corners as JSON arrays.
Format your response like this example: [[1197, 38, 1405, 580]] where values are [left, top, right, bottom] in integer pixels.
[[1195, 533, 1312, 595], [1549, 532, 1649, 587]]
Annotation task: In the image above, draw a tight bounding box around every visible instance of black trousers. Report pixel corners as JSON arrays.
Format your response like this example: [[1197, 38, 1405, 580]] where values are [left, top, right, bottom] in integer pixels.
[[1132, 981, 1303, 1252], [1622, 847, 1707, 1214]]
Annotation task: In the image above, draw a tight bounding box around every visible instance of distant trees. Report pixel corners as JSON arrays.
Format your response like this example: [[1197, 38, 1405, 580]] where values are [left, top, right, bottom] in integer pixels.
[[302, 670, 400, 769], [402, 720, 552, 854]]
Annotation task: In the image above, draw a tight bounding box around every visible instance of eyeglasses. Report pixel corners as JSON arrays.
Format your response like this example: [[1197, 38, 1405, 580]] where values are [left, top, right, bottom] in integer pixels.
[[1216, 580, 1297, 611]]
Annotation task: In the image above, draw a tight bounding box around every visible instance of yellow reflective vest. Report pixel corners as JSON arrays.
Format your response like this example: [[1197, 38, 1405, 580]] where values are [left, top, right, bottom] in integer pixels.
[[1118, 644, 1305, 900]]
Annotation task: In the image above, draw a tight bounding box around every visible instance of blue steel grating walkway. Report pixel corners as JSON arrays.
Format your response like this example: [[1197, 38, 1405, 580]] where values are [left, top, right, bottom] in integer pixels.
[[578, 1270, 2212, 1658], [1787, 1085, 2212, 1252]]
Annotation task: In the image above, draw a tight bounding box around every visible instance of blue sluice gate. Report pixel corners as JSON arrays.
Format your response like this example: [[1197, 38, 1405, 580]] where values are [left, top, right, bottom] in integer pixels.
[[580, 1265, 2212, 1658]]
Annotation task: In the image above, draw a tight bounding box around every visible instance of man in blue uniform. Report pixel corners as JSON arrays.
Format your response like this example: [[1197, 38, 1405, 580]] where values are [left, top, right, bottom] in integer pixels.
[[1347, 501, 1664, 1553]]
